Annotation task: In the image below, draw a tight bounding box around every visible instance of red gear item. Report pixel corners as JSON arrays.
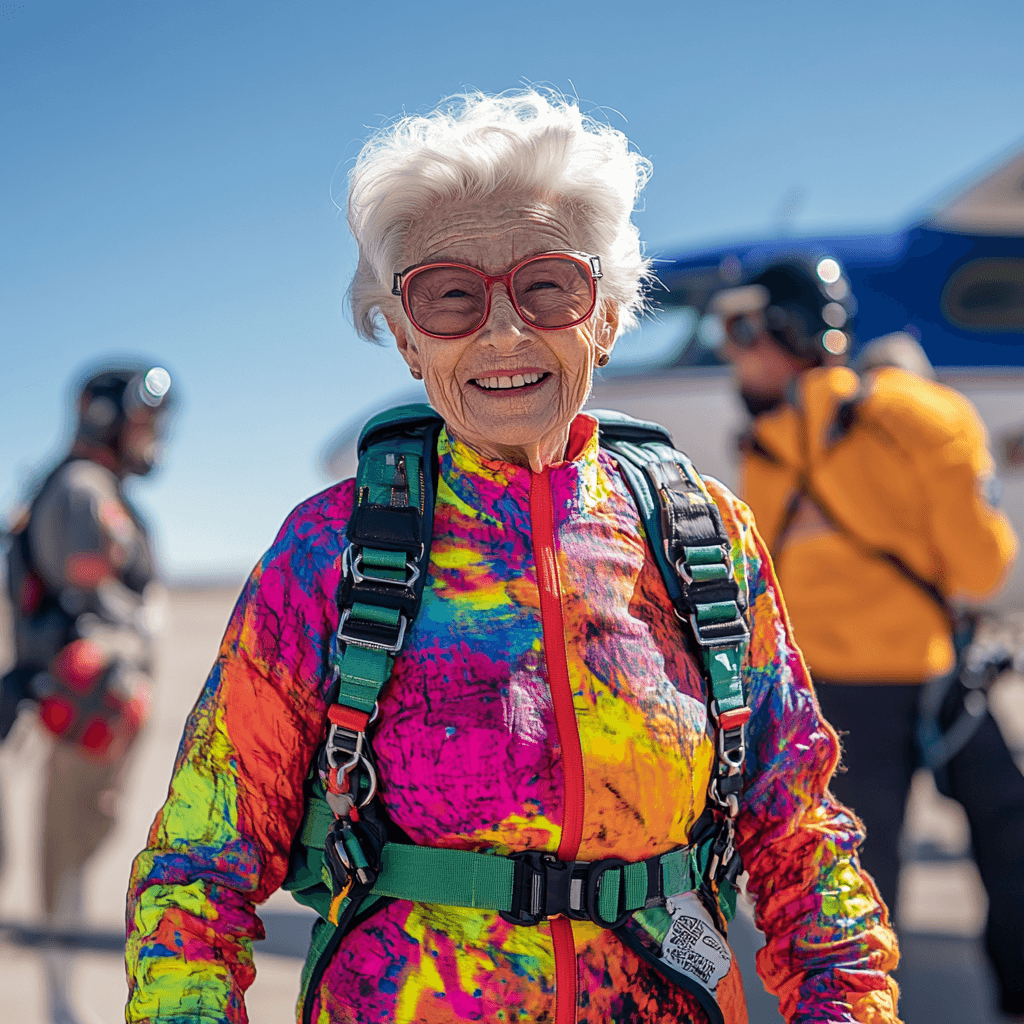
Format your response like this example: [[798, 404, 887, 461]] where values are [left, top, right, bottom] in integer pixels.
[[51, 639, 107, 696], [19, 572, 44, 615], [39, 696, 75, 736], [80, 716, 117, 756], [38, 639, 149, 761]]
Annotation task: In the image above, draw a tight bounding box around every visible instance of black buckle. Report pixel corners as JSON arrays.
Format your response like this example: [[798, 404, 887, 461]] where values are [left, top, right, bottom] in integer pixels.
[[687, 614, 750, 649], [499, 852, 632, 928], [585, 857, 631, 928], [323, 818, 379, 892]]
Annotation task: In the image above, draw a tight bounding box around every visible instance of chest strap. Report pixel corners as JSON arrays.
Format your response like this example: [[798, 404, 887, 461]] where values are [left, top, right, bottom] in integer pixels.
[[296, 791, 731, 929]]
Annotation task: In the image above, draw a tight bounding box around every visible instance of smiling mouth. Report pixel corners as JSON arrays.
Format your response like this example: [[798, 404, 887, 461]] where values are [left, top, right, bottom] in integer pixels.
[[471, 371, 550, 391]]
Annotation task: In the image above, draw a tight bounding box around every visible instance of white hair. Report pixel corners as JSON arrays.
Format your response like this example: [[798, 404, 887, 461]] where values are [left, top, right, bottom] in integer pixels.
[[346, 89, 654, 342]]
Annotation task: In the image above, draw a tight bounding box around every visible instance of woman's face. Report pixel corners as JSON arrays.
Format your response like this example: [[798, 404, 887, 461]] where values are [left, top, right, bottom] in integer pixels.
[[386, 196, 618, 470]]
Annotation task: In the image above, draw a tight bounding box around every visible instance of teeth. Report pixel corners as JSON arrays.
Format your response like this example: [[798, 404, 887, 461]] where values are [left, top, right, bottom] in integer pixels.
[[475, 372, 544, 390]]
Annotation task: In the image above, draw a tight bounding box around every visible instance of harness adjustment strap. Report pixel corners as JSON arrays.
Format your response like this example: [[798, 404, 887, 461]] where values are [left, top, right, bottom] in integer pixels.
[[337, 843, 699, 927]]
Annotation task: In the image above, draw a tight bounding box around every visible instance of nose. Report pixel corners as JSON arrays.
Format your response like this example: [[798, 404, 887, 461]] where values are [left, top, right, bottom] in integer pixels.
[[476, 286, 533, 346]]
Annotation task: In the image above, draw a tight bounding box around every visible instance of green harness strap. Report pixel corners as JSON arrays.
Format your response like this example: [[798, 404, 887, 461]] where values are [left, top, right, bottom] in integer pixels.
[[289, 775, 735, 925], [283, 405, 750, 1024]]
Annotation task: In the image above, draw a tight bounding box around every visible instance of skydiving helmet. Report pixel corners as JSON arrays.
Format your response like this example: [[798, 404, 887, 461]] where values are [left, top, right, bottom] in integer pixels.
[[712, 257, 856, 363], [76, 365, 175, 475]]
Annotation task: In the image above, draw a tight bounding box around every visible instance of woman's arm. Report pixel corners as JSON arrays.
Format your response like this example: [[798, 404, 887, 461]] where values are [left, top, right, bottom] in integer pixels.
[[124, 482, 353, 1023], [706, 480, 900, 1024]]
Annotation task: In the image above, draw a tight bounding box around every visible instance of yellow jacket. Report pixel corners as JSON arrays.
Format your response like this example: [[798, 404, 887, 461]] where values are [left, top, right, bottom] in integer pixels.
[[740, 366, 1017, 682]]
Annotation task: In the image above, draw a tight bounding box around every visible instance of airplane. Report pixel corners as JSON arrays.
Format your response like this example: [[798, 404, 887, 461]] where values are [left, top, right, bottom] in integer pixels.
[[322, 144, 1024, 603]]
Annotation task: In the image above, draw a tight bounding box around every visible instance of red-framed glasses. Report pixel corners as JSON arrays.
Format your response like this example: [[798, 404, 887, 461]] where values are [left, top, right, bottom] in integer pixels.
[[391, 251, 603, 340]]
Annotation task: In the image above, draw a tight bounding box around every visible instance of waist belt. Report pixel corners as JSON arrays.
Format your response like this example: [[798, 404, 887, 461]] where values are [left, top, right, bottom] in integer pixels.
[[296, 793, 710, 929]]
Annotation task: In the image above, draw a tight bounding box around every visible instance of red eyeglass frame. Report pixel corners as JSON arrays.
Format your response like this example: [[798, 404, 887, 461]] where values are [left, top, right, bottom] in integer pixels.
[[391, 250, 603, 340]]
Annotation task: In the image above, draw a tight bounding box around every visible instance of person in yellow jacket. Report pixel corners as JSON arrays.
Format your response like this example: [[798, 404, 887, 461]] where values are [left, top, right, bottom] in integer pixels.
[[713, 259, 1024, 1020]]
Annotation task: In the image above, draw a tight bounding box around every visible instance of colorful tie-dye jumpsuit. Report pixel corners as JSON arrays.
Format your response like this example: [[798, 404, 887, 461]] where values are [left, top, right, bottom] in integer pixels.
[[126, 417, 900, 1024]]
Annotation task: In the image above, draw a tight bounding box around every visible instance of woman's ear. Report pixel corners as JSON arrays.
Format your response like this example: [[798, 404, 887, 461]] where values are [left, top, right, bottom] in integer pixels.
[[596, 301, 621, 363], [386, 315, 422, 377]]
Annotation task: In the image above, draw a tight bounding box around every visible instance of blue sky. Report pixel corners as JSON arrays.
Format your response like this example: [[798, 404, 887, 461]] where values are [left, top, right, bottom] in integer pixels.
[[2, 0, 1022, 579]]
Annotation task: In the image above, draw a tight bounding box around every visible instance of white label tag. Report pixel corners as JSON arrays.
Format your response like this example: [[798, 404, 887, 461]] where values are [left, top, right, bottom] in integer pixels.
[[660, 892, 732, 992]]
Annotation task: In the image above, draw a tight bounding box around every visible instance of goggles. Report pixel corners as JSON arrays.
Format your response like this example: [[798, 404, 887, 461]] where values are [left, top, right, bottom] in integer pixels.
[[722, 312, 766, 349], [392, 251, 602, 340]]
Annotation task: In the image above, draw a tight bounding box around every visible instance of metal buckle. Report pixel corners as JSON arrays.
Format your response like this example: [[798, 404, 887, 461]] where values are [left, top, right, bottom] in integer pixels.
[[342, 543, 422, 591], [716, 731, 746, 772], [336, 607, 408, 654], [708, 779, 740, 818], [670, 541, 730, 587], [324, 708, 380, 807], [672, 552, 694, 585], [324, 818, 378, 890], [706, 813, 740, 888], [687, 614, 750, 649], [710, 701, 749, 772]]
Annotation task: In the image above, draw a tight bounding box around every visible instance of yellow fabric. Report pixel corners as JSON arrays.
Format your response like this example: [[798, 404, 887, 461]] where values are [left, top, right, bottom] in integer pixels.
[[740, 366, 1017, 682]]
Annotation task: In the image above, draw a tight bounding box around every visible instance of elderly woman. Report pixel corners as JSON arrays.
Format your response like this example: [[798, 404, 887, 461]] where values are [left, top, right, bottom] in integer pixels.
[[126, 91, 899, 1024]]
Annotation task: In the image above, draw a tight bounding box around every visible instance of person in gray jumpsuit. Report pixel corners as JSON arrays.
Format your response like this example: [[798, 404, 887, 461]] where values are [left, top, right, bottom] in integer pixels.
[[1, 364, 174, 1024]]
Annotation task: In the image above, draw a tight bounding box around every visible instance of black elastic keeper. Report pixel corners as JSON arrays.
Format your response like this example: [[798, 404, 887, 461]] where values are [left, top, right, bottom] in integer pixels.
[[337, 577, 417, 616], [715, 774, 744, 797], [598, 422, 673, 446], [661, 503, 730, 554], [348, 504, 423, 551], [338, 616, 404, 650], [687, 580, 742, 606]]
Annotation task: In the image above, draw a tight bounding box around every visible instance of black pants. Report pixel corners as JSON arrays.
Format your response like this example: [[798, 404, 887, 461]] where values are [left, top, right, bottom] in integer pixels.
[[815, 681, 1024, 1014]]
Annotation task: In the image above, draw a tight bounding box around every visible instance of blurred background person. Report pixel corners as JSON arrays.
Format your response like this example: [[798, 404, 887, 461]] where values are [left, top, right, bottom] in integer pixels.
[[0, 364, 175, 1024], [712, 261, 1024, 1021]]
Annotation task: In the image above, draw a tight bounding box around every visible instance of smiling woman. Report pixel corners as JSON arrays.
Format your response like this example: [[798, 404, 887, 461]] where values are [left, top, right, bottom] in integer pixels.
[[125, 90, 900, 1024], [386, 198, 617, 471]]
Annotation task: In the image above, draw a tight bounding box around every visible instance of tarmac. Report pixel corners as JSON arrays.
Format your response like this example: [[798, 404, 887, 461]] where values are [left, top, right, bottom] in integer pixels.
[[1, 584, 1021, 1023]]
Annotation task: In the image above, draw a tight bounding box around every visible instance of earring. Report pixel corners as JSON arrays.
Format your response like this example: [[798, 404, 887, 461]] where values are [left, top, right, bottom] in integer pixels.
[[597, 353, 610, 367], [410, 369, 423, 380]]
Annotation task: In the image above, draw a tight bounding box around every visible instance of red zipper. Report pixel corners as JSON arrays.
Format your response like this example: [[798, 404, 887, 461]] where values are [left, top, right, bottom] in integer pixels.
[[530, 466, 583, 1024]]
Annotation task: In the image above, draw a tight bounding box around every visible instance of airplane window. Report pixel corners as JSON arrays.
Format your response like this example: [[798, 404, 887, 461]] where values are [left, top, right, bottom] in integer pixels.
[[610, 305, 699, 371], [942, 258, 1024, 333]]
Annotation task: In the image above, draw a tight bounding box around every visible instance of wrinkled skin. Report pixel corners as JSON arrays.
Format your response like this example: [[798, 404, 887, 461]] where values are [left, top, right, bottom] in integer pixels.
[[387, 195, 618, 473]]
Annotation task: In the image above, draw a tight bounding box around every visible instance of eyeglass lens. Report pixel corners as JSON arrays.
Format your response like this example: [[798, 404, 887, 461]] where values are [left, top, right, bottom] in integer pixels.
[[405, 256, 594, 337]]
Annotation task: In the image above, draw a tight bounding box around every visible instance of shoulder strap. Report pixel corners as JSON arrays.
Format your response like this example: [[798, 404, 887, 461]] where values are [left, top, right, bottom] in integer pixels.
[[591, 410, 751, 877], [331, 404, 443, 723]]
